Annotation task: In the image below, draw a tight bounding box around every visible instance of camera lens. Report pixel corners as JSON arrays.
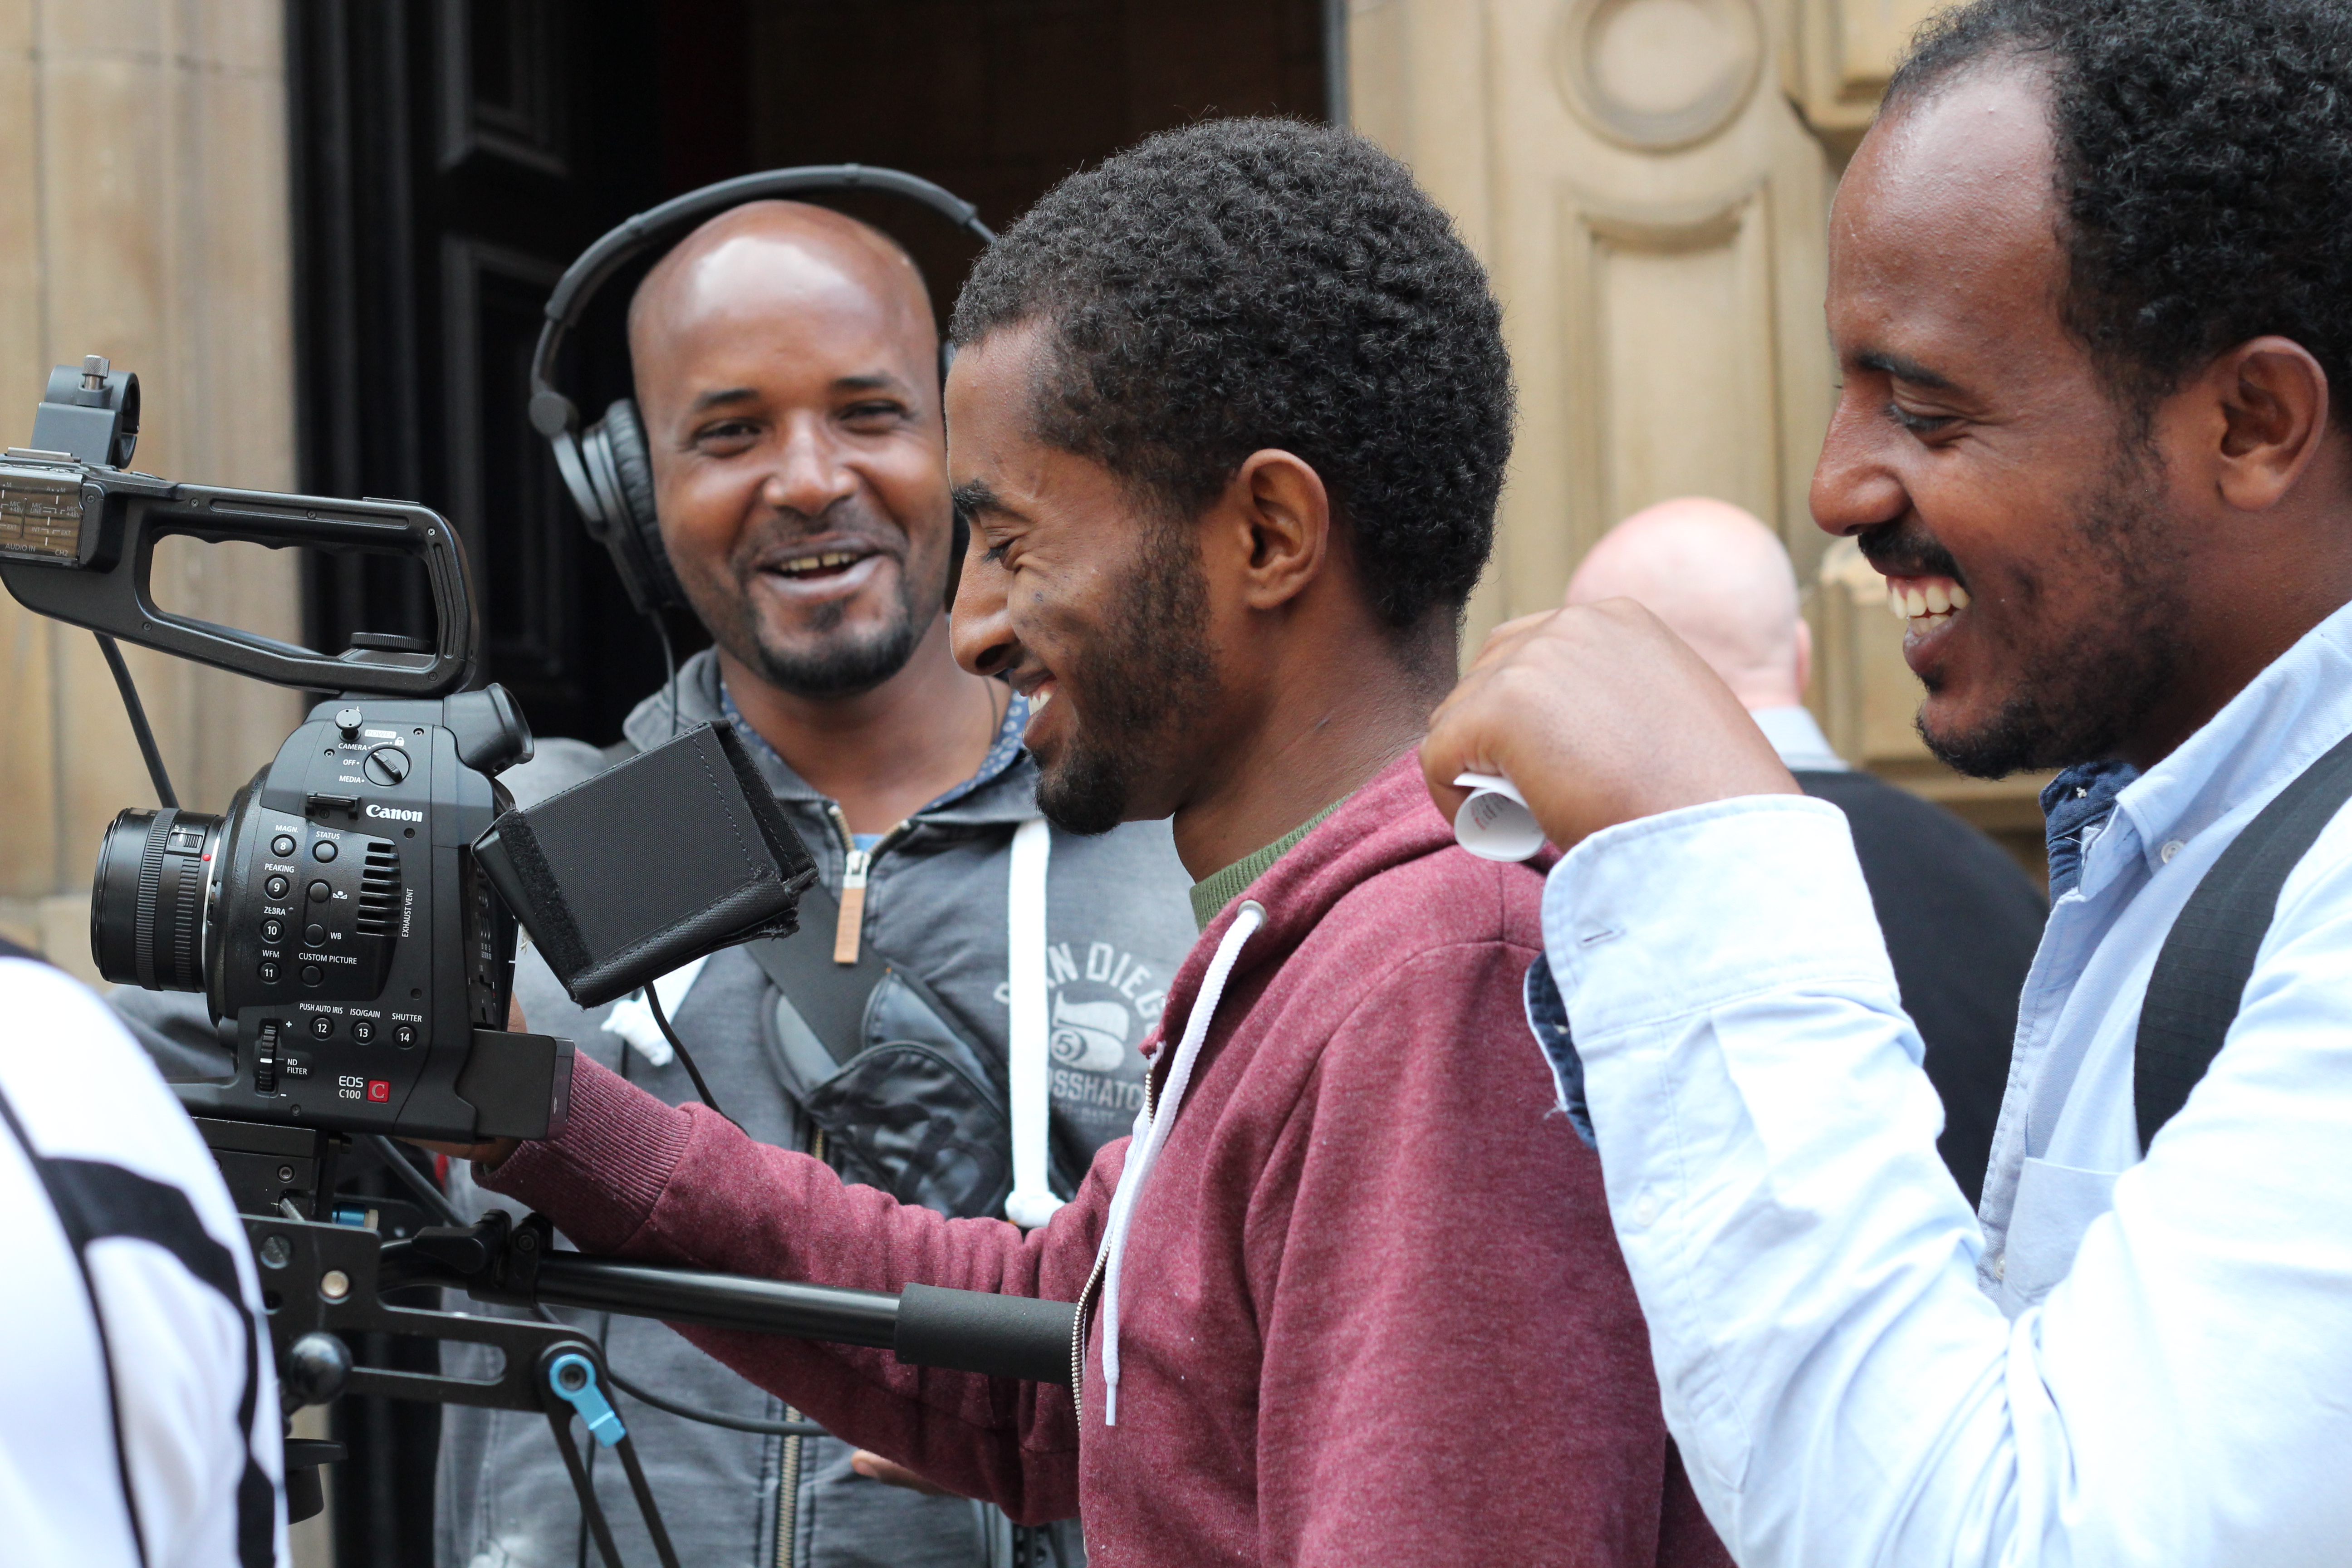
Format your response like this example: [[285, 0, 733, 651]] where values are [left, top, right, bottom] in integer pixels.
[[92, 808, 224, 992]]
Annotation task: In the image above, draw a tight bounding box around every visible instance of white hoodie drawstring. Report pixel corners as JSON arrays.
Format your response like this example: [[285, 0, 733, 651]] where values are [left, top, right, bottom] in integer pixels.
[[1093, 899, 1264, 1426]]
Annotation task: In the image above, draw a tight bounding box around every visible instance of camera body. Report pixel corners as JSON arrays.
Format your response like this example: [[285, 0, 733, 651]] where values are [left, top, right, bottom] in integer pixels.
[[0, 359, 572, 1150], [90, 687, 571, 1145]]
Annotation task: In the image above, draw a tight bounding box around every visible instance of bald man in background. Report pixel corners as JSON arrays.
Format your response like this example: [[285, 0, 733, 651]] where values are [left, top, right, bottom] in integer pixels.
[[1567, 497, 2043, 1202]]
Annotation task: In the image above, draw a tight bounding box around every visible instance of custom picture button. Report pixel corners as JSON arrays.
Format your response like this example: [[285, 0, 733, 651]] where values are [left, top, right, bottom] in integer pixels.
[[300, 965, 323, 986]]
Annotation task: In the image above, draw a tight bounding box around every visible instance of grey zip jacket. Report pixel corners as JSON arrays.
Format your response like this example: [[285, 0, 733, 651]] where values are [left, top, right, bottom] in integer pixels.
[[435, 650, 1196, 1568]]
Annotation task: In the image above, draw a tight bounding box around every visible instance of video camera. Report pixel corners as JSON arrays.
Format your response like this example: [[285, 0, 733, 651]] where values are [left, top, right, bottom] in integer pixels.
[[0, 359, 1076, 1564]]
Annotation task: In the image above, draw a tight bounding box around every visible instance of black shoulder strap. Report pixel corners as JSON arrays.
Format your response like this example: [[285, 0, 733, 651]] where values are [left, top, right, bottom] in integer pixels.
[[740, 877, 892, 1069], [2136, 728, 2352, 1150]]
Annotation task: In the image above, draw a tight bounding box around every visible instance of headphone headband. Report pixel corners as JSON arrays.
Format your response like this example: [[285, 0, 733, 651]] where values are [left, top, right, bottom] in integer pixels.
[[527, 163, 995, 441]]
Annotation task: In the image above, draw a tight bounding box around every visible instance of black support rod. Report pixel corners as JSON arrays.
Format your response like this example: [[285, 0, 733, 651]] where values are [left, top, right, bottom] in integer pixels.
[[530, 1255, 901, 1349]]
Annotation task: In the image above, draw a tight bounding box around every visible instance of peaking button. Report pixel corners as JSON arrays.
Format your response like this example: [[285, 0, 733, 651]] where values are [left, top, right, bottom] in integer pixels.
[[265, 874, 290, 899], [270, 833, 297, 858], [258, 960, 281, 983], [300, 965, 323, 986], [309, 1015, 334, 1039], [308, 879, 331, 903], [312, 839, 338, 863]]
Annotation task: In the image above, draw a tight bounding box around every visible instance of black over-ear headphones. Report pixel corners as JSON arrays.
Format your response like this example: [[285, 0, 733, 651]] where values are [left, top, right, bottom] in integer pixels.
[[527, 165, 995, 617]]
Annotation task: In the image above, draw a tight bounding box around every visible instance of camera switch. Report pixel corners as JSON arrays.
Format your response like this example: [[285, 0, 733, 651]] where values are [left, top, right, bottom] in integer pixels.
[[312, 839, 338, 863], [304, 922, 326, 945], [363, 746, 412, 786], [261, 918, 285, 941], [309, 1016, 334, 1040], [258, 961, 281, 983], [392, 1025, 416, 1047], [352, 1021, 375, 1044], [300, 965, 323, 986], [271, 833, 297, 858], [307, 880, 331, 903], [265, 874, 291, 899]]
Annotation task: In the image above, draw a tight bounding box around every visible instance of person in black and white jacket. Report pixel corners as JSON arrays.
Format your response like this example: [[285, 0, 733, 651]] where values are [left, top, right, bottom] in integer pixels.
[[0, 937, 282, 1568]]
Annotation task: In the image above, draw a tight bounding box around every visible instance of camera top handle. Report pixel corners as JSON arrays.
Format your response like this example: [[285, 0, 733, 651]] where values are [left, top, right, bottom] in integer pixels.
[[0, 464, 478, 698]]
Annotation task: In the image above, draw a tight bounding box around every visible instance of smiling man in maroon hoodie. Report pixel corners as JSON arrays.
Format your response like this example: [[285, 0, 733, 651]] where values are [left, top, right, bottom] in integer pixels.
[[455, 118, 1725, 1567]]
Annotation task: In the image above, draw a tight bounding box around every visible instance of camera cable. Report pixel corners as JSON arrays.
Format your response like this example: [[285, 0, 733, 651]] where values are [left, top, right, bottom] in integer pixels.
[[95, 632, 178, 809], [643, 982, 740, 1132]]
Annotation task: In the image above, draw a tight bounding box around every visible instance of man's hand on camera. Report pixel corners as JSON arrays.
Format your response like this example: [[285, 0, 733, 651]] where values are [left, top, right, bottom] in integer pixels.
[[404, 991, 534, 1167], [1421, 599, 1800, 850]]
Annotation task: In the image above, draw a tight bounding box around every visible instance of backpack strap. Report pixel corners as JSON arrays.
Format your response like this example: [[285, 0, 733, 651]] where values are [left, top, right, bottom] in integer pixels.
[[2136, 728, 2352, 1149]]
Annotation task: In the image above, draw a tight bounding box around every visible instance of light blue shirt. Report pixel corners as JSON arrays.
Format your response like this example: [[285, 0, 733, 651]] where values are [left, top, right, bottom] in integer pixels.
[[1748, 704, 1848, 773], [1534, 598, 2352, 1567]]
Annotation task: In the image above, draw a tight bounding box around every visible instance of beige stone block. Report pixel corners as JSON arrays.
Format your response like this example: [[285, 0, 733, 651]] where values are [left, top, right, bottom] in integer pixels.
[[39, 0, 166, 59], [0, 601, 55, 897], [172, 0, 281, 77], [1788, 0, 1943, 147], [37, 887, 99, 985]]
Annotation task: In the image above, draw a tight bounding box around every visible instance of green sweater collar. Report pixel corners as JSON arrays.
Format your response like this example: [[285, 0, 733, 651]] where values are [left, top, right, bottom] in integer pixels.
[[1187, 798, 1346, 931]]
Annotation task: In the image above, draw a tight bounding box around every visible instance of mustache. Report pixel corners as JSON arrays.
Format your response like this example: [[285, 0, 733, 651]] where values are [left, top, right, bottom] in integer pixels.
[[1855, 521, 1966, 587], [730, 497, 905, 569]]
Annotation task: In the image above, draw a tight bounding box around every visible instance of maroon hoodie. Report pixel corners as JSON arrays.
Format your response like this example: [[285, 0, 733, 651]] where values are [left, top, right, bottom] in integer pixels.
[[480, 753, 1727, 1567]]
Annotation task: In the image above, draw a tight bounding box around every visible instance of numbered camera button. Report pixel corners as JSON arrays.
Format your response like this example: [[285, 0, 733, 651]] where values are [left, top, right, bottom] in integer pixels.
[[270, 833, 297, 858], [351, 1020, 375, 1044], [257, 960, 281, 983], [260, 917, 285, 942], [308, 1015, 334, 1040], [265, 874, 290, 899], [392, 1025, 417, 1047]]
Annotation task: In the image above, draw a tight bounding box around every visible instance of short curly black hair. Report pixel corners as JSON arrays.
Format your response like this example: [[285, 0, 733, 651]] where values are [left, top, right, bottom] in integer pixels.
[[949, 118, 1514, 632], [1887, 0, 2352, 420]]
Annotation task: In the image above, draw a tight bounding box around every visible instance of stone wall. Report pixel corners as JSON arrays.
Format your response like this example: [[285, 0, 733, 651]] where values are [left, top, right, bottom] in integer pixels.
[[0, 0, 304, 977]]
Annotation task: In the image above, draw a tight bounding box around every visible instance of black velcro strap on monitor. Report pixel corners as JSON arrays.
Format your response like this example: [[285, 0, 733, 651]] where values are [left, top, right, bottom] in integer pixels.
[[2136, 728, 2352, 1150]]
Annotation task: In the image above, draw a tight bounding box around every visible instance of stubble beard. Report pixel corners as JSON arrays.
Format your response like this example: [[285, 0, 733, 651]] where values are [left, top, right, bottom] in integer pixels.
[[1032, 520, 1219, 836], [1919, 446, 2190, 779]]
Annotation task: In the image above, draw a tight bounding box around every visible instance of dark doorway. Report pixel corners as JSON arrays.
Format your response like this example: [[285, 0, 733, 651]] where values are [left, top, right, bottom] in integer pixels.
[[286, 0, 1327, 1560]]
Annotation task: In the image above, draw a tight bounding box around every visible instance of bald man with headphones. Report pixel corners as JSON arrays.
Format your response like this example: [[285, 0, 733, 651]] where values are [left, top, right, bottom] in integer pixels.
[[435, 194, 1196, 1568]]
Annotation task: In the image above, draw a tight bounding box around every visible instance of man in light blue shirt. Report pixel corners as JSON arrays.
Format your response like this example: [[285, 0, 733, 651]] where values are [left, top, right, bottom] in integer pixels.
[[1424, 2, 2352, 1563]]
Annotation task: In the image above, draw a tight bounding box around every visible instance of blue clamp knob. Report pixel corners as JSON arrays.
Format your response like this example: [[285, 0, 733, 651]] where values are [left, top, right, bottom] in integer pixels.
[[547, 1352, 626, 1448]]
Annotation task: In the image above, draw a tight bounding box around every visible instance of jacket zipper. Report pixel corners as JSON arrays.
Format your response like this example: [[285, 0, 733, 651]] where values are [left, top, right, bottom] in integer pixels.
[[774, 1128, 828, 1568], [825, 804, 912, 965], [1066, 1068, 1158, 1426]]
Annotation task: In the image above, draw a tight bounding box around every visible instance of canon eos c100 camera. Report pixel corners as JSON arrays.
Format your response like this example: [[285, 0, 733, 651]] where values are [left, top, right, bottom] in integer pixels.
[[0, 354, 570, 1153], [88, 685, 566, 1144]]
